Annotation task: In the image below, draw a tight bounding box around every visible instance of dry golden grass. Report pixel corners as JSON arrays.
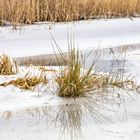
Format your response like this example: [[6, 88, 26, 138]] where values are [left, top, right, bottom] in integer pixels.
[[0, 72, 48, 90], [0, 0, 140, 25], [56, 49, 93, 97], [55, 47, 139, 98], [0, 54, 18, 75], [38, 66, 58, 72]]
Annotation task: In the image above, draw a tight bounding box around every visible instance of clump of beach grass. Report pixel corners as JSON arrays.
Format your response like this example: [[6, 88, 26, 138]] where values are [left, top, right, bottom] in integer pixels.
[[55, 43, 139, 98], [0, 54, 18, 75], [0, 72, 48, 90], [56, 48, 95, 97]]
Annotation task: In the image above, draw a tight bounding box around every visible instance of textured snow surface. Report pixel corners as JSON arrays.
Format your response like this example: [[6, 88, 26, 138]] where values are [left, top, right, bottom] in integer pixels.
[[0, 18, 140, 57], [0, 18, 140, 140]]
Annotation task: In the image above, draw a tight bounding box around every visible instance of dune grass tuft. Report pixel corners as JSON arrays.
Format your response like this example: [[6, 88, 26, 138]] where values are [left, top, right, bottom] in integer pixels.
[[0, 54, 18, 75], [0, 72, 48, 90], [55, 47, 139, 98], [56, 49, 95, 97]]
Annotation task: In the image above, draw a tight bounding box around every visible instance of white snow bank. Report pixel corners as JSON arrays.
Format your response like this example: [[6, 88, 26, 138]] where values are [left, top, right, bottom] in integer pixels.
[[0, 18, 140, 140], [0, 66, 62, 112], [0, 18, 140, 57]]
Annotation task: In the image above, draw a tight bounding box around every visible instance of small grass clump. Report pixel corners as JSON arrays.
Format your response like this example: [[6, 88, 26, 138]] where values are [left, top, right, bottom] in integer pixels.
[[0, 72, 48, 90], [56, 47, 139, 98], [87, 73, 139, 92], [56, 48, 95, 97], [0, 54, 18, 75]]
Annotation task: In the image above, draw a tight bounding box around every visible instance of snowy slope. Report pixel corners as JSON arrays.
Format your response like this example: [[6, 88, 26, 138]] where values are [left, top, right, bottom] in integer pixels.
[[0, 18, 140, 140], [0, 18, 140, 57]]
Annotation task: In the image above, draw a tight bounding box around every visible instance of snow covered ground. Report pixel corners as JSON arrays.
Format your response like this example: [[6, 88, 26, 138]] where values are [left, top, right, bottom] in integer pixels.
[[0, 18, 140, 57], [0, 18, 140, 140]]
